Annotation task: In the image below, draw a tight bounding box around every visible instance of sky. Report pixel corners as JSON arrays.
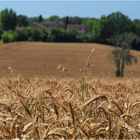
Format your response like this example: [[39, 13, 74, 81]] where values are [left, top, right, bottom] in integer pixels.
[[0, 1, 140, 19]]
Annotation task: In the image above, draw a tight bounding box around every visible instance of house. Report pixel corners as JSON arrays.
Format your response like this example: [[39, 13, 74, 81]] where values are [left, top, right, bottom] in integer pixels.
[[67, 24, 86, 34], [34, 22, 86, 35], [34, 21, 65, 30]]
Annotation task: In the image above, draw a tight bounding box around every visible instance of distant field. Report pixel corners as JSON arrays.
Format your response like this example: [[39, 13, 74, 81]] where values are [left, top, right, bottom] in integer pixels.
[[0, 42, 140, 77]]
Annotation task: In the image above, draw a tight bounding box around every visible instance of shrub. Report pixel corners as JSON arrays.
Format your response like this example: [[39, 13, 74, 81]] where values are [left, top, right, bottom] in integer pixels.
[[2, 31, 17, 43], [31, 28, 48, 41], [79, 33, 94, 42], [48, 28, 77, 42], [0, 28, 2, 40], [16, 27, 48, 42], [16, 27, 32, 41]]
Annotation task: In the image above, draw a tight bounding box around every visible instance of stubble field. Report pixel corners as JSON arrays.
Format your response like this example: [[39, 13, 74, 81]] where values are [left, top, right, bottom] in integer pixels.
[[0, 42, 140, 78]]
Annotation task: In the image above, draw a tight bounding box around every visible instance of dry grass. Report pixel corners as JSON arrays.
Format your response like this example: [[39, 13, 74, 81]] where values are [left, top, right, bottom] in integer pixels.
[[0, 76, 139, 139]]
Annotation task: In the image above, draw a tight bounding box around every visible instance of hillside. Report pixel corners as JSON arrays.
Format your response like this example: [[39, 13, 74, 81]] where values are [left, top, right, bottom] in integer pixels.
[[0, 42, 140, 77], [0, 42, 140, 139]]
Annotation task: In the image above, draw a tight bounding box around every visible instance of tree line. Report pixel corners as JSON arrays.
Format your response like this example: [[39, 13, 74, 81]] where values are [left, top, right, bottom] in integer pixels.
[[0, 8, 140, 51]]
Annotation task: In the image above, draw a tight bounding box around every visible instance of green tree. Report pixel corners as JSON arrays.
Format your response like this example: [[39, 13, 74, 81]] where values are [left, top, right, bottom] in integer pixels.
[[17, 15, 28, 27], [98, 12, 134, 43], [63, 16, 81, 25], [133, 19, 140, 33], [28, 17, 39, 26], [109, 33, 137, 77], [48, 28, 77, 42], [31, 28, 47, 41], [82, 18, 94, 32], [71, 16, 81, 24], [2, 30, 17, 43], [63, 16, 70, 29], [0, 28, 2, 39], [48, 15, 61, 22], [16, 27, 32, 41], [38, 15, 43, 22], [0, 8, 17, 31], [48, 28, 65, 42]]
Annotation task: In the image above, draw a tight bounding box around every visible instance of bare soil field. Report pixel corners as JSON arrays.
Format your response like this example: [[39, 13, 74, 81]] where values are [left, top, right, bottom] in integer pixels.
[[0, 42, 140, 78]]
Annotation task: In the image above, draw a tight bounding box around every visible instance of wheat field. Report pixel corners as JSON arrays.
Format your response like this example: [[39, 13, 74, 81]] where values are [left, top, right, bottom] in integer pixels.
[[0, 76, 140, 139], [0, 42, 140, 139]]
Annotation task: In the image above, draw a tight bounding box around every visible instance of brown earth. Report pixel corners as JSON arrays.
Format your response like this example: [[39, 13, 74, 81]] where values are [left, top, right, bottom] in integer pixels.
[[0, 42, 140, 78]]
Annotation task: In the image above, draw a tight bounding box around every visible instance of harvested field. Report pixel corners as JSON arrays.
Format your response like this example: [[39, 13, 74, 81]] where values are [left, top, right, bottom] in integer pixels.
[[0, 42, 140, 78], [0, 76, 140, 139]]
